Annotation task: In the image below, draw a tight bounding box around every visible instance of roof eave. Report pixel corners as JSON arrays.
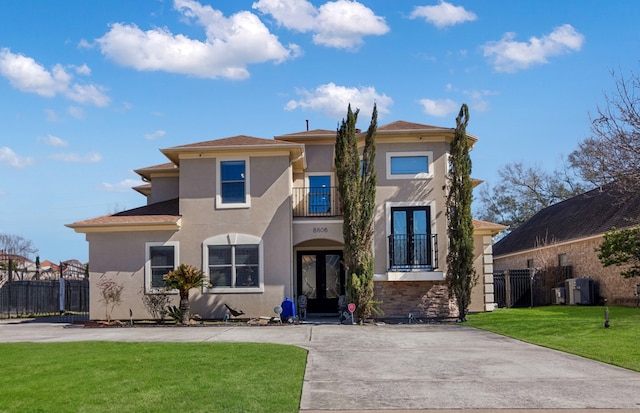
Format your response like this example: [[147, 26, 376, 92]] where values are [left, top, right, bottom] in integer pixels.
[[66, 219, 181, 234]]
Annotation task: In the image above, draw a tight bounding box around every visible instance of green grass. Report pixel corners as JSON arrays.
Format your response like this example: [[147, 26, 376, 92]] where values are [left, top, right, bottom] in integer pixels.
[[0, 342, 307, 413], [466, 305, 640, 372]]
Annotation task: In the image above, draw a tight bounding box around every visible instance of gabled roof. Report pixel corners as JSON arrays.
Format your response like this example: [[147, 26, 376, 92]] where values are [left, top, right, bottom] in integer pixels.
[[493, 184, 640, 257], [160, 135, 305, 168], [378, 120, 443, 131], [66, 198, 180, 233], [167, 135, 292, 149]]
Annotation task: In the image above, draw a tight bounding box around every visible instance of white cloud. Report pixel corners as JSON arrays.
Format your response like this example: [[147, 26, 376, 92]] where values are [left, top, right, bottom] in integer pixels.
[[96, 0, 297, 80], [78, 39, 93, 49], [51, 152, 102, 163], [410, 1, 477, 29], [252, 0, 317, 31], [464, 89, 494, 113], [285, 82, 392, 119], [0, 48, 110, 106], [99, 178, 142, 192], [482, 24, 585, 73], [39, 134, 69, 147], [253, 0, 389, 49], [0, 147, 34, 168], [74, 64, 91, 75], [68, 106, 85, 119], [44, 108, 60, 122], [144, 130, 167, 140], [419, 98, 458, 117]]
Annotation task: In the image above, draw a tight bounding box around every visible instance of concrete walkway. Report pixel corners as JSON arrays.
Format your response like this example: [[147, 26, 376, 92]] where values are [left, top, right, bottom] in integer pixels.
[[1, 319, 639, 411]]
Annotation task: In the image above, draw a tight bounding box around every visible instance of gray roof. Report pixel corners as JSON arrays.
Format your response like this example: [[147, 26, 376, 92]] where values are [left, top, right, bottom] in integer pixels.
[[493, 184, 640, 256]]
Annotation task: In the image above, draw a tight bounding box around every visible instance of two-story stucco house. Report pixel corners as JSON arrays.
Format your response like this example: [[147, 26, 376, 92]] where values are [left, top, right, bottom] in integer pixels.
[[67, 120, 505, 321]]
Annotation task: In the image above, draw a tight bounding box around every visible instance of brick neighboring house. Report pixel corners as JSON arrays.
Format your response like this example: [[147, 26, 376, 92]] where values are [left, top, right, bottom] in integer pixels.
[[493, 184, 640, 306], [68, 121, 505, 321]]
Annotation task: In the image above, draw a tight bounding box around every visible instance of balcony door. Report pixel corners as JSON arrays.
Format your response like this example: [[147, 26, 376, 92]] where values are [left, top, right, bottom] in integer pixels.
[[308, 175, 332, 214], [390, 206, 432, 270], [297, 251, 344, 313]]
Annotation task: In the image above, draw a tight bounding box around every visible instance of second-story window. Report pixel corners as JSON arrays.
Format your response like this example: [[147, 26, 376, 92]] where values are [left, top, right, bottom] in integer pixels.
[[386, 151, 433, 180], [217, 157, 250, 209]]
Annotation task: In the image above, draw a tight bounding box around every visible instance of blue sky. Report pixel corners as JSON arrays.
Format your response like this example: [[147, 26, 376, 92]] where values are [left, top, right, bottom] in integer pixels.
[[1, 0, 638, 263]]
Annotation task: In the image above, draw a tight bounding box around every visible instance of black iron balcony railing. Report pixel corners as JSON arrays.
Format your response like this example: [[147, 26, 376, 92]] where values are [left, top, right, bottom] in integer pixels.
[[388, 233, 438, 271], [292, 186, 341, 217]]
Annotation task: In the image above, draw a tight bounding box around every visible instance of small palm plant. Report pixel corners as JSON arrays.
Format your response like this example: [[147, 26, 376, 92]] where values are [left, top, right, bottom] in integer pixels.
[[162, 264, 206, 324]]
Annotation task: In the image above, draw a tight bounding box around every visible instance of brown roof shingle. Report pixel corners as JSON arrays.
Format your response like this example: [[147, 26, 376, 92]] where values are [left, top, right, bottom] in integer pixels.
[[168, 135, 292, 149], [493, 184, 640, 256], [68, 198, 180, 227]]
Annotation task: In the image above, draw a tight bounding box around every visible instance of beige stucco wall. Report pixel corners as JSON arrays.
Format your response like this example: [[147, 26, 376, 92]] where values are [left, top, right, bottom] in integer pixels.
[[470, 234, 495, 312], [88, 154, 295, 320], [373, 141, 449, 277], [149, 176, 179, 204], [87, 231, 180, 320], [494, 235, 639, 306]]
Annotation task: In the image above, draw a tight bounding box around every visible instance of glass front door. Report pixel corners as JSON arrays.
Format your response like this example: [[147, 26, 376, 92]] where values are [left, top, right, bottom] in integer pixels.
[[297, 251, 344, 313]]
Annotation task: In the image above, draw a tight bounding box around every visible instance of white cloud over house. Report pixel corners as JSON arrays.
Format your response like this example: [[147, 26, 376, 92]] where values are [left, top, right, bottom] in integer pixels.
[[409, 1, 477, 29], [418, 98, 459, 117], [285, 82, 392, 119], [0, 48, 110, 106], [482, 24, 585, 73], [95, 0, 299, 80], [253, 0, 389, 50]]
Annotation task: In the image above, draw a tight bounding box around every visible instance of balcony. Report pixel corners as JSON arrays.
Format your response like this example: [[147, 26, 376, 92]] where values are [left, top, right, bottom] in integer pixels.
[[292, 187, 341, 218], [388, 234, 438, 271]]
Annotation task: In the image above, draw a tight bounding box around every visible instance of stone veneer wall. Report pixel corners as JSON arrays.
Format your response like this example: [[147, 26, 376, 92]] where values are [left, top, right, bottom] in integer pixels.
[[374, 281, 458, 320], [494, 235, 639, 306]]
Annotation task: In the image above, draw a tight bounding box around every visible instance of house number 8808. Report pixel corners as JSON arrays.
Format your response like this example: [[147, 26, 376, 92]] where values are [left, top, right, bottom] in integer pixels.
[[313, 227, 329, 233]]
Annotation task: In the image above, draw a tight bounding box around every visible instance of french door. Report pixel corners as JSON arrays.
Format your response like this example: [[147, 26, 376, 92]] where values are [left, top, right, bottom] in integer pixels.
[[390, 206, 432, 270], [297, 251, 344, 313]]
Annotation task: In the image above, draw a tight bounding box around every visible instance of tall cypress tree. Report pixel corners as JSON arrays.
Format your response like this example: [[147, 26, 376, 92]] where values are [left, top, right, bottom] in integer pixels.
[[446, 103, 476, 322], [335, 104, 378, 323]]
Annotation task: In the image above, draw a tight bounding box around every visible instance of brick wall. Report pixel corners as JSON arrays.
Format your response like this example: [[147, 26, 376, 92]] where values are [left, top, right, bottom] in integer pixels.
[[374, 281, 459, 320], [495, 235, 639, 306]]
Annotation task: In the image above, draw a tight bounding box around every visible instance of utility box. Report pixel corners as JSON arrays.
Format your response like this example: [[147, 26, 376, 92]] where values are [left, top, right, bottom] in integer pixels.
[[551, 287, 565, 305], [565, 278, 594, 305]]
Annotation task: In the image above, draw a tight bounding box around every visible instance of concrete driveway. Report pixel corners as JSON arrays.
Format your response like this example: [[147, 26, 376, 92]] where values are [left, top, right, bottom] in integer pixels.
[[1, 320, 639, 411]]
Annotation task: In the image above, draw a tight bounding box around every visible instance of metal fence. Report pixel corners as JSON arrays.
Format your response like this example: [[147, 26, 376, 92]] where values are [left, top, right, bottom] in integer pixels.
[[0, 278, 89, 318], [494, 266, 573, 308]]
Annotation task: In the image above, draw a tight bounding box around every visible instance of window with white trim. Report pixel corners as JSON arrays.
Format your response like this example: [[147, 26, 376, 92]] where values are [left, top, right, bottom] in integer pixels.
[[216, 157, 250, 209], [386, 151, 433, 180], [203, 234, 263, 293], [145, 242, 179, 293]]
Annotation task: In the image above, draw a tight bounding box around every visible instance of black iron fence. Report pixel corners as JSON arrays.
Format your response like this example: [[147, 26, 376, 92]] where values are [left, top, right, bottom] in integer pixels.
[[388, 233, 438, 271], [494, 266, 573, 308], [0, 277, 89, 318], [292, 187, 341, 217]]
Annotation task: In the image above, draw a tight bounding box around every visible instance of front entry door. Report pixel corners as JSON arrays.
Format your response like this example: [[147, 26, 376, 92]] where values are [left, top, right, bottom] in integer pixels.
[[297, 251, 344, 313]]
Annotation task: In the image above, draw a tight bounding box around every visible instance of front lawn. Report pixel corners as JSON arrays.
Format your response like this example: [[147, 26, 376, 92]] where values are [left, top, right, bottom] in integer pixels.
[[466, 305, 640, 372], [0, 342, 307, 413]]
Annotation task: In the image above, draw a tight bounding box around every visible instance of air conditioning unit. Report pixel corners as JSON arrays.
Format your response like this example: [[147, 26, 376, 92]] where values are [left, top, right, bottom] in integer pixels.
[[551, 287, 565, 305], [565, 278, 594, 305]]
